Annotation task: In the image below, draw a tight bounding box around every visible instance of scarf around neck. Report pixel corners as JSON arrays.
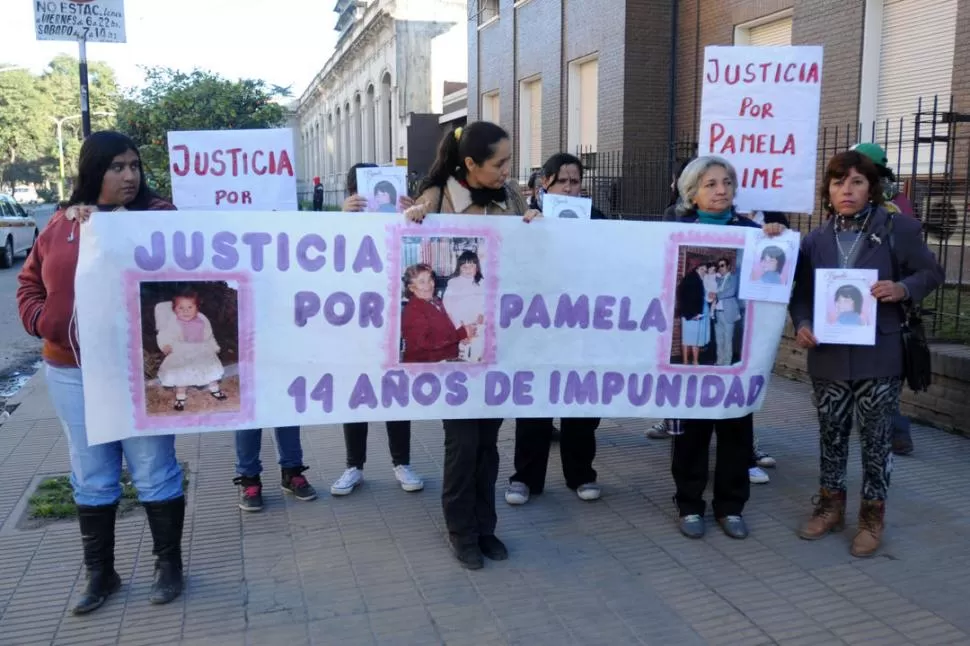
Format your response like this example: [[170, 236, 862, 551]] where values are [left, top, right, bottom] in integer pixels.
[[696, 208, 733, 225]]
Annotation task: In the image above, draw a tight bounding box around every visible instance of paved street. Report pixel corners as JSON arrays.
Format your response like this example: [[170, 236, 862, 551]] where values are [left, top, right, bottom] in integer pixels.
[[0, 256, 41, 391], [0, 373, 969, 646]]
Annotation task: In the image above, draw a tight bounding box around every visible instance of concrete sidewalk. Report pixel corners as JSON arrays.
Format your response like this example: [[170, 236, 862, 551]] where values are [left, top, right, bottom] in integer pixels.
[[0, 373, 969, 646]]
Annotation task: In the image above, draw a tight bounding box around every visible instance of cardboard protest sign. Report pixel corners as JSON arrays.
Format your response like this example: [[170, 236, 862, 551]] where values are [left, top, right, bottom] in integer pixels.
[[698, 46, 823, 214], [75, 214, 791, 445], [167, 129, 297, 211], [544, 195, 592, 220]]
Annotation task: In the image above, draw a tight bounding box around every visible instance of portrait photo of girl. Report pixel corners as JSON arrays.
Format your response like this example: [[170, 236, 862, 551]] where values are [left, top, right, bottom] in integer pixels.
[[755, 245, 786, 284], [443, 250, 487, 362], [139, 281, 241, 415], [831, 284, 866, 326], [374, 180, 399, 213]]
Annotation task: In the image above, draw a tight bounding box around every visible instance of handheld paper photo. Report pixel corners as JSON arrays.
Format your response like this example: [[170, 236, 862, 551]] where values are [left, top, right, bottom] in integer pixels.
[[813, 268, 877, 346], [357, 166, 408, 214], [544, 194, 592, 220], [738, 229, 800, 303]]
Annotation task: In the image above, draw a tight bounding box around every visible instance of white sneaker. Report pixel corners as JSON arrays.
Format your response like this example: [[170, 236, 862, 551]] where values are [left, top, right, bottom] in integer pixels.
[[505, 482, 530, 505], [330, 467, 363, 496], [576, 483, 602, 501], [748, 466, 770, 484], [755, 451, 776, 468], [393, 465, 424, 492]]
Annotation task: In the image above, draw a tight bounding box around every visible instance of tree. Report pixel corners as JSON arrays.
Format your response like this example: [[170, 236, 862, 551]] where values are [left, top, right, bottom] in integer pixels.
[[0, 56, 119, 193], [118, 68, 288, 197]]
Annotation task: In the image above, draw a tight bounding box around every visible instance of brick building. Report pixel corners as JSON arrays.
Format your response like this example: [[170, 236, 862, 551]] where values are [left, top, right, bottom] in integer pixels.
[[467, 0, 970, 214]]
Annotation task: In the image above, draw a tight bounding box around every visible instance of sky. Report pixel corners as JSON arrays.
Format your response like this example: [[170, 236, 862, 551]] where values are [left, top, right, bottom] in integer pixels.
[[1, 0, 341, 97]]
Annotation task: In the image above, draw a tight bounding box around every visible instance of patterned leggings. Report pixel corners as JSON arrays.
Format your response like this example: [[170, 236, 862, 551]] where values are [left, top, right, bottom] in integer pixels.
[[811, 376, 902, 501]]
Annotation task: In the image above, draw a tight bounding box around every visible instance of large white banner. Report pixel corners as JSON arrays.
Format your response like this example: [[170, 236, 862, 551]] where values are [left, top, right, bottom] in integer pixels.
[[698, 45, 823, 214], [167, 128, 297, 211], [34, 0, 127, 43], [75, 213, 790, 445]]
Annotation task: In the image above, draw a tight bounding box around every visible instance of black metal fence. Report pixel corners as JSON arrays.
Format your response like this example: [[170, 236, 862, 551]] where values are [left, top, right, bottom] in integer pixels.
[[571, 96, 970, 342]]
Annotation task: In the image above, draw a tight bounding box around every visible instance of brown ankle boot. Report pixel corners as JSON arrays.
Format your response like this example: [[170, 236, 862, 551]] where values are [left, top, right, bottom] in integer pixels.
[[850, 500, 885, 558], [797, 488, 846, 540]]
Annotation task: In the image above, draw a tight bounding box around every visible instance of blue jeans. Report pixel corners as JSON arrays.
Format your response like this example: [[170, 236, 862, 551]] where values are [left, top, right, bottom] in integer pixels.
[[46, 365, 184, 507], [235, 427, 303, 477]]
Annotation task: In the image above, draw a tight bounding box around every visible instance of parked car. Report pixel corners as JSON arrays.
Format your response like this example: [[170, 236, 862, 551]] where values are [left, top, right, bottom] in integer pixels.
[[0, 194, 39, 268], [12, 185, 40, 204]]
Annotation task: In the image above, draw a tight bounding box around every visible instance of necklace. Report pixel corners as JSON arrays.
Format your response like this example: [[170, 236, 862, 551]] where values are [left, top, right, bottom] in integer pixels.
[[833, 212, 871, 268]]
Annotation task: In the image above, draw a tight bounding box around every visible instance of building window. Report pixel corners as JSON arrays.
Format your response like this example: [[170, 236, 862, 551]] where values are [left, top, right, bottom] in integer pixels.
[[734, 10, 793, 46], [567, 56, 598, 154], [861, 0, 958, 179], [476, 0, 499, 26], [481, 91, 500, 125], [518, 77, 542, 178]]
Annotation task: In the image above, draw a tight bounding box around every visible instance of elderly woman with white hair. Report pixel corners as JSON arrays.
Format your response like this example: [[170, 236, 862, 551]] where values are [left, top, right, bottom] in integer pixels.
[[670, 155, 786, 541]]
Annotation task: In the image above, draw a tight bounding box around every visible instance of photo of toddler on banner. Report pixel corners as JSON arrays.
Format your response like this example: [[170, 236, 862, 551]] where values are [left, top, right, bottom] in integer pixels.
[[398, 236, 488, 364], [139, 281, 241, 415]]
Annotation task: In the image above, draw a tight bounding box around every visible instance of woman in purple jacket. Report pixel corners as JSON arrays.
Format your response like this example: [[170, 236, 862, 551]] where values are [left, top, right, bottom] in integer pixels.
[[789, 151, 944, 557]]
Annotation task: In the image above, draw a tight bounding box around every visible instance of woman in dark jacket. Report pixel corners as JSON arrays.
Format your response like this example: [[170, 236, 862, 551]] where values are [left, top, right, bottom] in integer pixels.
[[669, 155, 786, 541], [505, 153, 605, 508], [789, 151, 944, 557]]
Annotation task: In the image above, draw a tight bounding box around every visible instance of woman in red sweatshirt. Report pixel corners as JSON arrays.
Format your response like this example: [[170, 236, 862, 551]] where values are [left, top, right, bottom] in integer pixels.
[[401, 263, 477, 363], [17, 131, 185, 616]]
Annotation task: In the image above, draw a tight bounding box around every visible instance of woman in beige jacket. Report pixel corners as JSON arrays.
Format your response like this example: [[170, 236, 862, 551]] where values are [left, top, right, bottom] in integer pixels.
[[404, 121, 539, 570]]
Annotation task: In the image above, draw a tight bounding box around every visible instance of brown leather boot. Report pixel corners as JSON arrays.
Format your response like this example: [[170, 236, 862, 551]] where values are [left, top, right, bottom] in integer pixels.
[[850, 500, 885, 558], [797, 488, 846, 540]]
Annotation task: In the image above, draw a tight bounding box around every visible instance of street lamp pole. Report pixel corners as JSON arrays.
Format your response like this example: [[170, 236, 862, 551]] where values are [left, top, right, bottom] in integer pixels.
[[51, 112, 115, 201]]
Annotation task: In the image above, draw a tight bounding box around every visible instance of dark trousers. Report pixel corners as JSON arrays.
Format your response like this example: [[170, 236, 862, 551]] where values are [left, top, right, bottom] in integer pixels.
[[510, 417, 599, 492], [441, 418, 502, 541], [672, 414, 753, 517], [342, 421, 411, 469]]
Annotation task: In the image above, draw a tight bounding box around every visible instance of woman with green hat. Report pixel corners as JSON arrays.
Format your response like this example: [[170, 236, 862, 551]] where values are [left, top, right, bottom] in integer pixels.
[[846, 143, 917, 457]]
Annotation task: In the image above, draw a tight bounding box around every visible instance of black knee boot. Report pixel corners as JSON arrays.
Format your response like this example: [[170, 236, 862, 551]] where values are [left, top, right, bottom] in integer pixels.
[[143, 496, 185, 605], [72, 503, 121, 615]]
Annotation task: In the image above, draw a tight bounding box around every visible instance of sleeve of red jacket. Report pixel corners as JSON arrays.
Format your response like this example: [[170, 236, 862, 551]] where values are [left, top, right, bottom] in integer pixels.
[[402, 302, 466, 354], [16, 219, 50, 338]]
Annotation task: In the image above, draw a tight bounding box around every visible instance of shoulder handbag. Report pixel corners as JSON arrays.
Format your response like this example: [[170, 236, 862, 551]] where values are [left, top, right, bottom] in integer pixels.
[[887, 214, 933, 392]]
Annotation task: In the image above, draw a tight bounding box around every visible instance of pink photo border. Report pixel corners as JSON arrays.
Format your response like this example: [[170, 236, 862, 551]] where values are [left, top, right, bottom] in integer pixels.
[[660, 229, 755, 375], [124, 270, 256, 430], [384, 223, 501, 375]]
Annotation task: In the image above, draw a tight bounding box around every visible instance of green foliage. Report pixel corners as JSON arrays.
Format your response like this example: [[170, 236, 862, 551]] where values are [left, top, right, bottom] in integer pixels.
[[0, 56, 119, 192], [118, 68, 288, 197], [27, 464, 190, 520]]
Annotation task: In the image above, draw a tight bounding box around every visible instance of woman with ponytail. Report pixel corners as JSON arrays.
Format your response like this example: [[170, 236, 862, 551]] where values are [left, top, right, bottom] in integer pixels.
[[404, 122, 539, 570]]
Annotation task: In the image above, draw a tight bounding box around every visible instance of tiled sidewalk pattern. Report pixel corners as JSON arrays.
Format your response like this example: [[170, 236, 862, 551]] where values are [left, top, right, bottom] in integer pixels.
[[0, 374, 969, 645]]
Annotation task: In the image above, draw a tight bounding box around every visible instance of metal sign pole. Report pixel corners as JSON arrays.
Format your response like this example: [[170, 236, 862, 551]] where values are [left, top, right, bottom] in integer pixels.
[[78, 36, 91, 138]]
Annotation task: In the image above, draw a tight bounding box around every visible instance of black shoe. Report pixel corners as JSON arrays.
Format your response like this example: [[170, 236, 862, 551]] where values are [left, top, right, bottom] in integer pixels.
[[281, 466, 317, 501], [143, 497, 185, 605], [892, 432, 914, 456], [478, 535, 508, 561], [233, 475, 263, 511], [449, 535, 484, 570], [72, 504, 121, 615], [717, 515, 749, 540]]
